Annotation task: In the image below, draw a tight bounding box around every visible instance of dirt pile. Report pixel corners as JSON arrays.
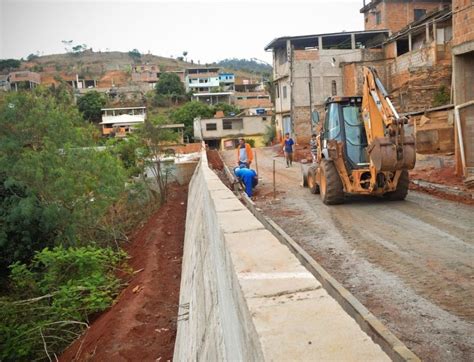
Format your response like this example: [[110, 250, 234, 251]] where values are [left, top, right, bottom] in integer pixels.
[[60, 183, 188, 361]]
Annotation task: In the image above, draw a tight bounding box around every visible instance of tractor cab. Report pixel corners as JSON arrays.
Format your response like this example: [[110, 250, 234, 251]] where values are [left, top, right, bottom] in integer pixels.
[[322, 96, 368, 170]]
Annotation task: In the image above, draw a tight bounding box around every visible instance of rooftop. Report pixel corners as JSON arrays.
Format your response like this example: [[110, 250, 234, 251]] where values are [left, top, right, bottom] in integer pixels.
[[264, 29, 390, 51], [101, 106, 146, 111]]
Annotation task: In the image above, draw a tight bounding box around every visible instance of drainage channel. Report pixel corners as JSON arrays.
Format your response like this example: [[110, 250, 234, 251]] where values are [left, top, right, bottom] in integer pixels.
[[217, 153, 420, 362]]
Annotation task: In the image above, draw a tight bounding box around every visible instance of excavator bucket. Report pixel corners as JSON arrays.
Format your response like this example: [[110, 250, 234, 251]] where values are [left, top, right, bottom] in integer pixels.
[[368, 136, 416, 172]]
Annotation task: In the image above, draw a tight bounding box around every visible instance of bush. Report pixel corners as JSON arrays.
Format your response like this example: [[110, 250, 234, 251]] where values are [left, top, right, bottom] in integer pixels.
[[263, 124, 276, 145], [432, 85, 450, 107], [0, 246, 128, 360], [77, 91, 106, 123]]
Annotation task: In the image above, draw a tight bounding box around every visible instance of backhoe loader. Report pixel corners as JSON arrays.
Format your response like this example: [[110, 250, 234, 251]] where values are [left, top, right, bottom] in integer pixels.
[[304, 66, 416, 205]]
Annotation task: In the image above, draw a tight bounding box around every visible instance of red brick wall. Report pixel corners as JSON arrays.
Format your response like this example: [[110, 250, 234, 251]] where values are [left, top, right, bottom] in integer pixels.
[[364, 1, 445, 33], [452, 0, 474, 47]]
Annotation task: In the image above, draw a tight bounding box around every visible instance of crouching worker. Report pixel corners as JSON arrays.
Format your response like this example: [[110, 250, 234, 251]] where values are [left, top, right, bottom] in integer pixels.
[[234, 166, 258, 198]]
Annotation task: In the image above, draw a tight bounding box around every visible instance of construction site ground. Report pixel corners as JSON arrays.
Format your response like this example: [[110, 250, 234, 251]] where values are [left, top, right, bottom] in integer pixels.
[[222, 147, 474, 362], [60, 184, 187, 361]]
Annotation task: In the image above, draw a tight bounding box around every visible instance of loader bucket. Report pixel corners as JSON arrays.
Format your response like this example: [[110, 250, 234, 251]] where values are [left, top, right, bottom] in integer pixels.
[[368, 136, 416, 172]]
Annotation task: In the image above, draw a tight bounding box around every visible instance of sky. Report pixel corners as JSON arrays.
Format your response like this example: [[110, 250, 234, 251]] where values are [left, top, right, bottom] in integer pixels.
[[1, 0, 366, 64]]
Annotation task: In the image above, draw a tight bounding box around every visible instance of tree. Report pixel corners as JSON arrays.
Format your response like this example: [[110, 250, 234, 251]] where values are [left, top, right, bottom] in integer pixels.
[[0, 91, 126, 273], [128, 49, 141, 62], [26, 53, 39, 61], [212, 103, 240, 116], [77, 91, 106, 123], [155, 72, 185, 98], [136, 116, 179, 204], [72, 44, 87, 55], [171, 101, 215, 140], [0, 59, 21, 72], [183, 51, 188, 62]]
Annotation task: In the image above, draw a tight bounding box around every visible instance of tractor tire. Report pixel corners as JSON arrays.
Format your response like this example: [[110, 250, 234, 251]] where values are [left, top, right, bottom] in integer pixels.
[[384, 170, 409, 201], [308, 166, 320, 194], [320, 159, 344, 205]]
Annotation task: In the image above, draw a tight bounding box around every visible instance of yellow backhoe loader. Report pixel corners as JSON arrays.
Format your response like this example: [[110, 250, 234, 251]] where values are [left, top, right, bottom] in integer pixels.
[[304, 66, 416, 204]]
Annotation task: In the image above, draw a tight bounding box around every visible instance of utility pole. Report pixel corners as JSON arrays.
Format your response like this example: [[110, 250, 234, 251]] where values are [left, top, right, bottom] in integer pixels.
[[308, 63, 314, 134]]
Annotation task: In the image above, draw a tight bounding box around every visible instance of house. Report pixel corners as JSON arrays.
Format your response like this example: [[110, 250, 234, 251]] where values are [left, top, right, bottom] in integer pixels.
[[185, 67, 221, 93], [99, 106, 146, 137], [218, 73, 235, 91], [0, 75, 10, 91], [451, 0, 474, 180], [265, 29, 389, 142], [192, 92, 233, 105], [360, 0, 451, 33], [193, 114, 271, 149], [234, 77, 265, 92], [131, 64, 160, 85], [234, 91, 272, 115], [8, 71, 41, 90]]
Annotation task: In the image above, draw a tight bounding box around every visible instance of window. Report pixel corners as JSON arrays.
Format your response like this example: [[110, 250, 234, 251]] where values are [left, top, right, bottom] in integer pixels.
[[275, 84, 280, 98], [206, 123, 217, 131], [414, 9, 426, 21], [331, 80, 337, 96], [283, 85, 287, 99], [223, 119, 232, 130], [375, 11, 381, 25], [324, 103, 342, 140], [365, 17, 368, 24]]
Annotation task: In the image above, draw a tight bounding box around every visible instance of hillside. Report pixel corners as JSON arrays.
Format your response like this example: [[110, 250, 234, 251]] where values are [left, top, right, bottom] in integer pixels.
[[17, 50, 265, 80]]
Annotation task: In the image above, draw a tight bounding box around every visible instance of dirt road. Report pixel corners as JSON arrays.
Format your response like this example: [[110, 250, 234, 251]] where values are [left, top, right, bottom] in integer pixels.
[[223, 147, 474, 361]]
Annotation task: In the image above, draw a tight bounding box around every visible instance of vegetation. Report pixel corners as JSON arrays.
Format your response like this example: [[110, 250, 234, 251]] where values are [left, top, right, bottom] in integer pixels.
[[128, 49, 141, 62], [0, 87, 177, 359], [216, 58, 272, 77], [170, 101, 240, 140], [136, 116, 179, 204], [77, 91, 107, 123], [433, 85, 450, 107], [0, 59, 21, 72], [263, 124, 276, 145], [0, 246, 127, 360], [155, 72, 186, 104]]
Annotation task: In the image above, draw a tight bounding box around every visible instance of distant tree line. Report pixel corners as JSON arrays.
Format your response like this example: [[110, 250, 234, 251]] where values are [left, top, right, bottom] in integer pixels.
[[216, 58, 272, 77]]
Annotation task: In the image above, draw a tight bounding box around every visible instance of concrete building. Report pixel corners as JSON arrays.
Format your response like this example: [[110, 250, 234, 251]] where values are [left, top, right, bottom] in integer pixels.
[[360, 0, 451, 33], [265, 30, 389, 142], [0, 75, 10, 91], [99, 106, 146, 137], [192, 91, 233, 105], [219, 73, 235, 91], [131, 64, 159, 85], [8, 71, 41, 91], [234, 91, 273, 115], [194, 114, 271, 149], [185, 67, 221, 93], [451, 0, 474, 179]]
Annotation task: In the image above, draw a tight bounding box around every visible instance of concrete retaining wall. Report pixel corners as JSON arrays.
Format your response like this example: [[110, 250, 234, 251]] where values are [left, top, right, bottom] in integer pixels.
[[174, 150, 392, 361]]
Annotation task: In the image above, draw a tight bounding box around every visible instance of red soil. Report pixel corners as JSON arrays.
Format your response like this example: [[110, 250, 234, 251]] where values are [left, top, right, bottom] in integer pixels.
[[60, 183, 188, 361]]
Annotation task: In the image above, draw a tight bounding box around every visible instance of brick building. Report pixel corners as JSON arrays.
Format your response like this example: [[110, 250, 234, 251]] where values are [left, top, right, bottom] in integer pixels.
[[451, 0, 474, 179], [360, 0, 451, 33], [265, 30, 388, 142]]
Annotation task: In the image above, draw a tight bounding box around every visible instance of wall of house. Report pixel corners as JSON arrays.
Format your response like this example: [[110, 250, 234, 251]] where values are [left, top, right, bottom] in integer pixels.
[[452, 0, 474, 49], [194, 116, 270, 140], [363, 0, 447, 33]]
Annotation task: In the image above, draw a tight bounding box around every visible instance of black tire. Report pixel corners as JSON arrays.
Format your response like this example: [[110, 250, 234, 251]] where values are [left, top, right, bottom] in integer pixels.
[[308, 166, 320, 194], [384, 170, 409, 201], [320, 159, 344, 205]]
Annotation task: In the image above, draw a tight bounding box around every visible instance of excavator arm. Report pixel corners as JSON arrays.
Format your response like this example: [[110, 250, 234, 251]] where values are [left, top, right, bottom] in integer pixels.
[[361, 66, 416, 173]]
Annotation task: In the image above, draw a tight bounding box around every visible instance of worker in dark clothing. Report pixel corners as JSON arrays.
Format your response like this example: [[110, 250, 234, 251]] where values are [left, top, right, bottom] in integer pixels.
[[234, 166, 258, 198]]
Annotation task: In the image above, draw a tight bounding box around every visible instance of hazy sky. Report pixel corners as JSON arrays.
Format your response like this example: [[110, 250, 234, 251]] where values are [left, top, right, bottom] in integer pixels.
[[1, 0, 365, 63]]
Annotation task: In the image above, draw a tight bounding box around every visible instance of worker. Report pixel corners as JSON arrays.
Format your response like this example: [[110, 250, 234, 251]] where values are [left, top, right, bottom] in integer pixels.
[[310, 133, 318, 163], [282, 132, 295, 167], [234, 166, 258, 198], [236, 137, 253, 168]]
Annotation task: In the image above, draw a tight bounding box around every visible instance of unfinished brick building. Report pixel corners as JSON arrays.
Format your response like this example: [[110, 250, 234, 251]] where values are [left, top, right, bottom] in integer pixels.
[[361, 0, 451, 33], [452, 0, 474, 180]]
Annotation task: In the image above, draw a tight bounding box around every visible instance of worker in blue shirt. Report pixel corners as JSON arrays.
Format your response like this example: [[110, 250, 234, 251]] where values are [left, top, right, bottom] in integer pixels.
[[234, 166, 258, 198]]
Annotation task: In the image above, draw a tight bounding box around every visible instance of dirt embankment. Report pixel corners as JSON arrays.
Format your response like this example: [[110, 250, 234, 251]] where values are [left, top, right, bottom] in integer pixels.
[[60, 183, 188, 361]]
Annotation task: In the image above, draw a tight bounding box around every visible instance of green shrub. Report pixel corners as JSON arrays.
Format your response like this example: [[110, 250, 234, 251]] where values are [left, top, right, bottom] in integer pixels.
[[0, 246, 128, 360], [263, 124, 276, 145], [433, 85, 450, 107]]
